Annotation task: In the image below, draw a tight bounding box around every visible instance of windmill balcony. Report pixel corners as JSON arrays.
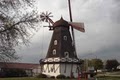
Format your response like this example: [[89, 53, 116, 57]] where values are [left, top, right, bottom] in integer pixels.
[[40, 58, 82, 64]]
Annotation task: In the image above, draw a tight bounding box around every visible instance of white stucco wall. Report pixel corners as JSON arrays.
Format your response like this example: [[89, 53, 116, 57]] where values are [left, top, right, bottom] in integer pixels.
[[60, 64, 78, 78], [42, 64, 60, 77], [42, 63, 79, 78], [41, 58, 80, 78]]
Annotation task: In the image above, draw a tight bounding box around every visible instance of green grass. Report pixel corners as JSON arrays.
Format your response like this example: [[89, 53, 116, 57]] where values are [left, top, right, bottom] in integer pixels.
[[0, 77, 49, 80], [97, 77, 120, 80], [0, 77, 120, 80], [0, 77, 75, 80], [0, 77, 77, 80]]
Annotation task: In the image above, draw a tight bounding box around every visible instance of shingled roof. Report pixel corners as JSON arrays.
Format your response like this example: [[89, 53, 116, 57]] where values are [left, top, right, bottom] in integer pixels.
[[0, 62, 39, 69], [53, 17, 69, 28]]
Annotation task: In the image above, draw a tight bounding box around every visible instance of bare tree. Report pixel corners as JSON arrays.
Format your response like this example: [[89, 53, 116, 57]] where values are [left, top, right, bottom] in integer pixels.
[[0, 0, 40, 62]]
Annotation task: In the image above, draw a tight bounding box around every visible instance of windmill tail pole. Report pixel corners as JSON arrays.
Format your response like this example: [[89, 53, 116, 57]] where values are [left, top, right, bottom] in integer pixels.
[[68, 0, 72, 22], [68, 0, 75, 42], [68, 0, 77, 57], [68, 0, 74, 41], [68, 1, 78, 79]]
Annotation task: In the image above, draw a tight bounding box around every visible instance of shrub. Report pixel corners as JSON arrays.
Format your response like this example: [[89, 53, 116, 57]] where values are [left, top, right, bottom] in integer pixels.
[[56, 74, 66, 79], [71, 75, 75, 79], [50, 76, 55, 79], [3, 69, 27, 77], [66, 76, 70, 79], [36, 73, 47, 78]]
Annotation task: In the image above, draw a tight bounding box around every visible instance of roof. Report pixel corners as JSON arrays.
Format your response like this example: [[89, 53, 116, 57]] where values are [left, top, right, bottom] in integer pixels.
[[0, 62, 39, 69], [53, 17, 69, 27]]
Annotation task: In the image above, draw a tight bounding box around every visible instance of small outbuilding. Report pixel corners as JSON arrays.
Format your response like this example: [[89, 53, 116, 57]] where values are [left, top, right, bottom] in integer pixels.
[[0, 62, 41, 77]]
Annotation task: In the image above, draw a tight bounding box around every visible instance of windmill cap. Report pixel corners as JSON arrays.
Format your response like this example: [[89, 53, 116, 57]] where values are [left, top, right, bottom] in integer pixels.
[[53, 17, 69, 27]]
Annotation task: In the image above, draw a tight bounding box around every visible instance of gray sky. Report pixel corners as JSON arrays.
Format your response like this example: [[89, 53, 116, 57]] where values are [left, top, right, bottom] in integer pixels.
[[16, 0, 120, 63]]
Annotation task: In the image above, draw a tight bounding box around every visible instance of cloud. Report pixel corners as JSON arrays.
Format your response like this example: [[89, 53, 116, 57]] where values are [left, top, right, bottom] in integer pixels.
[[16, 0, 120, 63], [74, 0, 120, 61]]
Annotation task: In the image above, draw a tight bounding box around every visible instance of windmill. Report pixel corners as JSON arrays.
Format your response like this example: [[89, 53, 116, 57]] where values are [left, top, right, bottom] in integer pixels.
[[40, 12, 54, 30], [39, 0, 85, 78]]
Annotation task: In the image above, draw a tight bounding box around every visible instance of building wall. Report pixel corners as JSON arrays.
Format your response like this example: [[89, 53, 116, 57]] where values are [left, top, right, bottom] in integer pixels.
[[42, 64, 60, 77], [32, 66, 41, 76], [117, 65, 120, 69], [25, 69, 33, 76], [60, 64, 79, 78], [42, 63, 79, 78]]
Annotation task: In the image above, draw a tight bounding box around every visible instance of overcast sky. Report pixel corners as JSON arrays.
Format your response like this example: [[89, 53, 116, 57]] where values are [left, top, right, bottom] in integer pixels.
[[16, 0, 120, 63]]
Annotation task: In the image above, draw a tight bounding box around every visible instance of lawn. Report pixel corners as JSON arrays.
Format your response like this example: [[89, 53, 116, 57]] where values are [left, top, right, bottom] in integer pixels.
[[0, 77, 120, 80], [0, 77, 54, 80], [97, 77, 120, 80], [0, 77, 49, 80]]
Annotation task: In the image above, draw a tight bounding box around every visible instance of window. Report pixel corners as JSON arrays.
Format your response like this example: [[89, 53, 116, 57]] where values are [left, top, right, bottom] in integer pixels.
[[64, 52, 69, 58], [63, 36, 67, 40], [54, 40, 57, 45], [53, 49, 56, 55]]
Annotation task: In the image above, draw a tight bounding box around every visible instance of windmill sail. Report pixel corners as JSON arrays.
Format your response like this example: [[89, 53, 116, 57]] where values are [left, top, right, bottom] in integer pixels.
[[69, 22, 85, 32], [40, 12, 54, 24]]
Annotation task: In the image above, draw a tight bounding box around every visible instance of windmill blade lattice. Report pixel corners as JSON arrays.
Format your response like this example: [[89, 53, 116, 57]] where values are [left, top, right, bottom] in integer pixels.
[[40, 12, 53, 23]]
